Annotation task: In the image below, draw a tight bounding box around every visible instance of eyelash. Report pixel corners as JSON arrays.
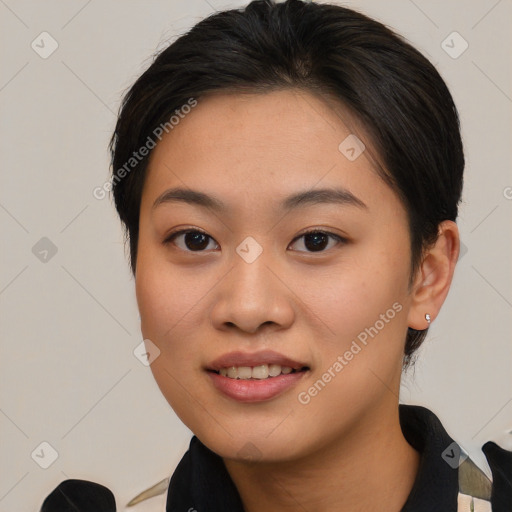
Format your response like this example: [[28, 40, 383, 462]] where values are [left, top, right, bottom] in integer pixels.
[[162, 228, 346, 254]]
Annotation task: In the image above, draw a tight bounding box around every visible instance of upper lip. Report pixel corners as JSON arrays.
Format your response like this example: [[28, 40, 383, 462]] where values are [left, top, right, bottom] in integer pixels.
[[207, 350, 309, 371]]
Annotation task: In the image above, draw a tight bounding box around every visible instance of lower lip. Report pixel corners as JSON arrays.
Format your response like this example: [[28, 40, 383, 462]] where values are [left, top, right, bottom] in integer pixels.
[[207, 370, 308, 403]]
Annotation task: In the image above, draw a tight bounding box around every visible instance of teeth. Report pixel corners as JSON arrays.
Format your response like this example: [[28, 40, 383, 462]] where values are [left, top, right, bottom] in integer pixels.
[[216, 364, 300, 380], [268, 364, 281, 377], [252, 364, 269, 379], [238, 366, 252, 379]]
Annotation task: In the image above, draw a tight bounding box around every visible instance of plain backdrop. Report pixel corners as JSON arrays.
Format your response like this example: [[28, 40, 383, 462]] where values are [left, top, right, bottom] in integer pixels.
[[1, 1, 511, 510]]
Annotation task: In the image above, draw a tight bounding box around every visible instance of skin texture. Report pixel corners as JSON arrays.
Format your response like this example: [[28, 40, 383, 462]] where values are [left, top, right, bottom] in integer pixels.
[[135, 89, 460, 511]]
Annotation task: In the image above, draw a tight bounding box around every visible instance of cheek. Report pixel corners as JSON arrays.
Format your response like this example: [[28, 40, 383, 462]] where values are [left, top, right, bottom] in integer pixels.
[[136, 263, 172, 341], [135, 256, 204, 427], [309, 256, 408, 341], [302, 245, 411, 404], [134, 248, 214, 394], [292, 262, 409, 436], [135, 247, 200, 341]]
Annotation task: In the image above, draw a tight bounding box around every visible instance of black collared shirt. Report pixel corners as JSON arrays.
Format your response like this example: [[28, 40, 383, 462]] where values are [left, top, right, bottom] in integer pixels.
[[39, 404, 511, 511], [165, 404, 511, 511]]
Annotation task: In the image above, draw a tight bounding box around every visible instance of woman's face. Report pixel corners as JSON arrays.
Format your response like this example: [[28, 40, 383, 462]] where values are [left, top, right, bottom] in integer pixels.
[[136, 89, 417, 461]]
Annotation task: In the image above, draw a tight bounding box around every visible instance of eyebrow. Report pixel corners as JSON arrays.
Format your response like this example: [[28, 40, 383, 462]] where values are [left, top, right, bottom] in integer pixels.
[[152, 186, 367, 212]]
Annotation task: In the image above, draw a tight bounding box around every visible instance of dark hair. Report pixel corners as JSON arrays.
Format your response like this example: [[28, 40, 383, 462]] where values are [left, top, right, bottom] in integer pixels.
[[109, 0, 464, 365]]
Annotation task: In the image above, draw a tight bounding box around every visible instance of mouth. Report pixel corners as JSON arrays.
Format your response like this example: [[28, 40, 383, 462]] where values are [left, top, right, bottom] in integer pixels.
[[205, 351, 310, 402], [209, 364, 310, 380], [206, 350, 310, 377]]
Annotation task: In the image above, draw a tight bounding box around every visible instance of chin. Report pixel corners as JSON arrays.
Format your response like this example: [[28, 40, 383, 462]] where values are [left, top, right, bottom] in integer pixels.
[[194, 425, 308, 464]]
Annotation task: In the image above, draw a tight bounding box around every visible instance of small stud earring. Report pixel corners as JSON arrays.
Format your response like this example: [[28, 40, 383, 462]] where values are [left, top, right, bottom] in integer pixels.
[[425, 313, 431, 324]]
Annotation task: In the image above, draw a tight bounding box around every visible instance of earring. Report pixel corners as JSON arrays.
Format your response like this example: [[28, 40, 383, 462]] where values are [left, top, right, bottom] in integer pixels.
[[425, 313, 431, 324]]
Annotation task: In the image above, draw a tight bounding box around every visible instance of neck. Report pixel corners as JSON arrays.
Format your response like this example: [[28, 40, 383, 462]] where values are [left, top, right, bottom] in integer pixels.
[[223, 403, 420, 512]]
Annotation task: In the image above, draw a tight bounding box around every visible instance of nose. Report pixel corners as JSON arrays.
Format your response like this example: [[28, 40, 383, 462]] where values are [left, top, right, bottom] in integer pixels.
[[209, 250, 295, 335]]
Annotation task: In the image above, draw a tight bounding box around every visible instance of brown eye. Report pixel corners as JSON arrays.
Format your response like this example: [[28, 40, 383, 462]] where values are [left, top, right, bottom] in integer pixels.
[[164, 230, 218, 252], [289, 230, 345, 253]]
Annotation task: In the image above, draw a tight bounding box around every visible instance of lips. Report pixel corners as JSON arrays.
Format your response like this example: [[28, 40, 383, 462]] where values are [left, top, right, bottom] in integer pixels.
[[207, 350, 309, 372], [205, 350, 310, 402]]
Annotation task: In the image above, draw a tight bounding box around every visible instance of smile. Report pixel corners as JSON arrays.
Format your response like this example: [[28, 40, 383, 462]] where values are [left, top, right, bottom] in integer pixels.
[[215, 364, 307, 380], [207, 366, 310, 402]]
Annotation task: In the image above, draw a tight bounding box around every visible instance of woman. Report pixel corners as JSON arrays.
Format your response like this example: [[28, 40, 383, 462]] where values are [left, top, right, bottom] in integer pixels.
[[41, 0, 511, 510]]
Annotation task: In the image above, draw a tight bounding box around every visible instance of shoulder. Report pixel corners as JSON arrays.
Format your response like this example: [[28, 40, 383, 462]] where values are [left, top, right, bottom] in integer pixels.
[[452, 437, 511, 511], [482, 441, 511, 511], [399, 404, 511, 511]]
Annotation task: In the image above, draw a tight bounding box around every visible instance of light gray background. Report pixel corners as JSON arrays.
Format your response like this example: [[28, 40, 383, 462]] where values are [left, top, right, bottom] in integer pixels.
[[1, 0, 511, 510]]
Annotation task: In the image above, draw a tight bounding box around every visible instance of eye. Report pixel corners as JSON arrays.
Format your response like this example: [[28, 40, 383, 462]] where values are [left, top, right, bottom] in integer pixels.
[[163, 228, 345, 254], [163, 229, 219, 252], [288, 229, 345, 253]]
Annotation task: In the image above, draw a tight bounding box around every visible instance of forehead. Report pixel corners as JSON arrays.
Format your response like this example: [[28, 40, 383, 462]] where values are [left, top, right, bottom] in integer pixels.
[[150, 89, 358, 161], [142, 89, 395, 215]]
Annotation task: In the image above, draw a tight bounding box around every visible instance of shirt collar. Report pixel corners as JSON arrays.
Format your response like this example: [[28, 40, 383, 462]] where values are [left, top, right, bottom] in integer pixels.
[[399, 404, 459, 511]]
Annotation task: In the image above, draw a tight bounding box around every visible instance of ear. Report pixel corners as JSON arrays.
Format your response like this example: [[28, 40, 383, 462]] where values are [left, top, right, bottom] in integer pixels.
[[407, 220, 460, 330]]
